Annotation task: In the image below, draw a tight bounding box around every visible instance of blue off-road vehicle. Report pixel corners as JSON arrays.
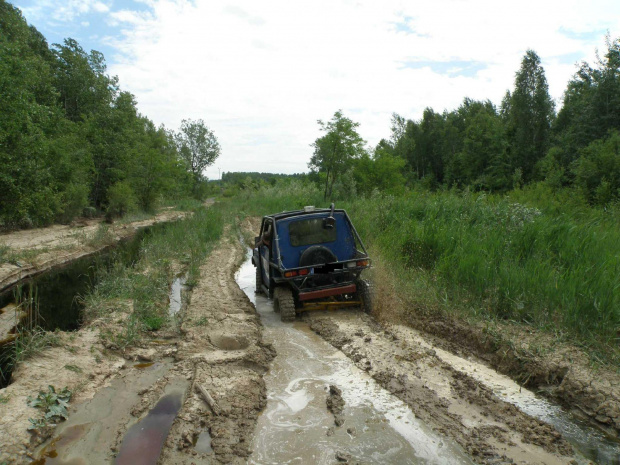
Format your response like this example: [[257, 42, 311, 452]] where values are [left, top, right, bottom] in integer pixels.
[[252, 204, 373, 322]]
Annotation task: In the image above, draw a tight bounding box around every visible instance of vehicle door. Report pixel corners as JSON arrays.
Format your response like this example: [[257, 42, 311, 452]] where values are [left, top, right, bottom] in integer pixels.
[[259, 219, 274, 288]]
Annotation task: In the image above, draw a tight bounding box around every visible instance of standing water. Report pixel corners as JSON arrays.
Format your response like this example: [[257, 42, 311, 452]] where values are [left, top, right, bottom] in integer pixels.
[[235, 252, 472, 464]]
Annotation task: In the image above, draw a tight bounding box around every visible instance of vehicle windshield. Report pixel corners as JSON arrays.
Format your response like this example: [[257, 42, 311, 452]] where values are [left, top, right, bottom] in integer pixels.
[[288, 218, 337, 247]]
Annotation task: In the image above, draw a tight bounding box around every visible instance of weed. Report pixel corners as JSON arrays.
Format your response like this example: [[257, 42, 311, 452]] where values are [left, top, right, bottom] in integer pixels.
[[0, 393, 10, 403], [2, 247, 49, 266], [87, 224, 115, 248], [4, 328, 61, 366], [27, 385, 72, 430], [0, 244, 9, 263], [64, 364, 82, 373], [193, 316, 208, 326]]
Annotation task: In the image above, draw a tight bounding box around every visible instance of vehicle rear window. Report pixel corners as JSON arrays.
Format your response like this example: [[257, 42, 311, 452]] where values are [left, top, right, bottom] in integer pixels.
[[288, 218, 337, 247]]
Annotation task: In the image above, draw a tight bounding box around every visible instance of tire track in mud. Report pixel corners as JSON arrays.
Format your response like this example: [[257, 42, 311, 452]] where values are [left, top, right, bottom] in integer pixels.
[[307, 312, 578, 465], [159, 233, 275, 464]]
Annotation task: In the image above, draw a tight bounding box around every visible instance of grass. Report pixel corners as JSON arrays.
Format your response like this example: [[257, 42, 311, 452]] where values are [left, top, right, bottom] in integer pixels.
[[0, 328, 62, 384], [0, 245, 9, 263], [81, 203, 225, 348], [225, 182, 620, 365], [0, 246, 49, 266], [63, 364, 82, 373], [86, 224, 116, 248]]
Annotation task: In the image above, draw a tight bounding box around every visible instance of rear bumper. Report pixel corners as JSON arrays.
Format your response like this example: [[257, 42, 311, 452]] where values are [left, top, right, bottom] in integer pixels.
[[298, 283, 357, 302]]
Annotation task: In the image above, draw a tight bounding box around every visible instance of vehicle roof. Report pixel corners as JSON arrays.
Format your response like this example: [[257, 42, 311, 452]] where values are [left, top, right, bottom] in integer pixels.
[[263, 208, 347, 222]]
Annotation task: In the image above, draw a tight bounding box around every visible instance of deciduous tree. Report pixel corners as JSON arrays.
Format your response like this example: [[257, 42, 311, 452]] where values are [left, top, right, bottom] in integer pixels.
[[175, 119, 220, 195], [309, 110, 365, 200]]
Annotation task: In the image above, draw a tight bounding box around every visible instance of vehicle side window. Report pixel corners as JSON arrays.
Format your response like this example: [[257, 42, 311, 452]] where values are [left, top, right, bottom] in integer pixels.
[[260, 221, 273, 248]]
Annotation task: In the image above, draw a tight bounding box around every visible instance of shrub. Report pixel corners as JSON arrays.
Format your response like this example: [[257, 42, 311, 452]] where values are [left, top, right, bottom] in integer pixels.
[[107, 181, 137, 217]]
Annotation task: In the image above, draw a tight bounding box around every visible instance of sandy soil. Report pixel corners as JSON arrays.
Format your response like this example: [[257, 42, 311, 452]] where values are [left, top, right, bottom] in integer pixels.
[[0, 208, 190, 294]]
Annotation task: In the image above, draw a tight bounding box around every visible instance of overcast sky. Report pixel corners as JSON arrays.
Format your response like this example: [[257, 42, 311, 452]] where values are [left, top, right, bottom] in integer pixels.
[[16, 0, 620, 179]]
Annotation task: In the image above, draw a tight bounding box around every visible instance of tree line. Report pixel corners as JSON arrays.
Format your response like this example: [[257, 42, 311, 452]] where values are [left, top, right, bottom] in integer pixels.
[[310, 38, 620, 205], [0, 0, 219, 228]]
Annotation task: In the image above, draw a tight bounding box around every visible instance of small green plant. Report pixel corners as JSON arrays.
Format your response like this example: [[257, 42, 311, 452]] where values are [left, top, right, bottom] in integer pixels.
[[143, 315, 165, 331], [64, 364, 82, 373], [0, 393, 10, 404], [193, 316, 208, 326], [27, 385, 72, 430]]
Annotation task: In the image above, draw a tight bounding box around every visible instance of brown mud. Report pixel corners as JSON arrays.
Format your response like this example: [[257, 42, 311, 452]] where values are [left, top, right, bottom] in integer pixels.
[[307, 311, 578, 464]]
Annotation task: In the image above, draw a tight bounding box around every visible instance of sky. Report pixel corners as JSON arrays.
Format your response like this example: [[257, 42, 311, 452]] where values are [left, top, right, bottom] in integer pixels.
[[15, 0, 620, 179]]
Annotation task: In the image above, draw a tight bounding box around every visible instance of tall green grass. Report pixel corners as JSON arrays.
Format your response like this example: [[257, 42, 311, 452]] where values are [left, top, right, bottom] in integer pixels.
[[347, 191, 619, 341], [230, 183, 620, 356]]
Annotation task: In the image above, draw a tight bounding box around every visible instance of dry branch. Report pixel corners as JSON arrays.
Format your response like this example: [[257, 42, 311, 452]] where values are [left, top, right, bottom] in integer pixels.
[[195, 384, 221, 416]]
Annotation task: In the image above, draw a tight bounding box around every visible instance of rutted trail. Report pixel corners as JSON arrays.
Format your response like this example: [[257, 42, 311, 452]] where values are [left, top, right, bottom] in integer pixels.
[[307, 312, 578, 464], [160, 234, 275, 464], [235, 254, 472, 464]]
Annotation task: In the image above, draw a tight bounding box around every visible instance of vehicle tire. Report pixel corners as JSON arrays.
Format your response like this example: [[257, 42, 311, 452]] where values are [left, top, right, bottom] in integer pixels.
[[274, 286, 296, 322], [255, 266, 263, 295], [356, 279, 374, 314]]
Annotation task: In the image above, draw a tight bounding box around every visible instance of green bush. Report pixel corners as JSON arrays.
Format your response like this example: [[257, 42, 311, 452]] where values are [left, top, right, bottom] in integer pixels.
[[107, 181, 137, 217], [58, 183, 89, 223]]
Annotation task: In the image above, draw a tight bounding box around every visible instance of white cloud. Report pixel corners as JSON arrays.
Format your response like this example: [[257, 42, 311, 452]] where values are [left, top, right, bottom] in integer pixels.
[[94, 0, 620, 177]]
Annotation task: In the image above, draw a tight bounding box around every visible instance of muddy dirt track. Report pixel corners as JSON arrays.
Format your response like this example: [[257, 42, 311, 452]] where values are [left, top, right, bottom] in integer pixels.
[[1, 217, 620, 464]]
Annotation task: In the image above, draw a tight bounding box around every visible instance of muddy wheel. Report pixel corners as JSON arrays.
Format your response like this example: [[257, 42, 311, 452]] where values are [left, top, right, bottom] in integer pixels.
[[255, 266, 263, 295], [356, 279, 374, 314], [274, 286, 296, 322]]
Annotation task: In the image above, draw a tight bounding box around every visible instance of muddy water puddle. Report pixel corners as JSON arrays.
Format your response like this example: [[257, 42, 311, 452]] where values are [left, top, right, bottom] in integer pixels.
[[168, 274, 187, 316], [115, 387, 185, 465], [236, 254, 472, 464], [31, 359, 182, 464]]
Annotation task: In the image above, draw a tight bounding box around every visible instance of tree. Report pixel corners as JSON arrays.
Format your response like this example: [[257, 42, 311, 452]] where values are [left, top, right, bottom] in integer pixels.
[[308, 110, 365, 200], [503, 50, 555, 181], [552, 35, 620, 170], [572, 130, 620, 204], [175, 119, 220, 195]]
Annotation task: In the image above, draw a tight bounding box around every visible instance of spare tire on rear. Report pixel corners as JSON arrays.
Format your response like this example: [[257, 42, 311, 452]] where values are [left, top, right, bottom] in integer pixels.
[[299, 245, 337, 267]]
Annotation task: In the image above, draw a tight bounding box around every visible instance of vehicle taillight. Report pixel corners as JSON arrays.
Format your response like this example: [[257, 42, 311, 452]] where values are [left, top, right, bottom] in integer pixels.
[[285, 269, 310, 278], [356, 260, 369, 267]]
